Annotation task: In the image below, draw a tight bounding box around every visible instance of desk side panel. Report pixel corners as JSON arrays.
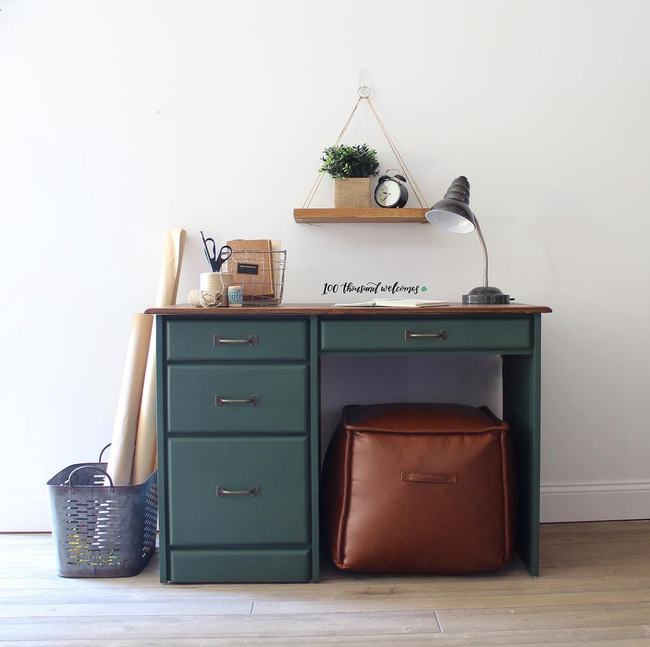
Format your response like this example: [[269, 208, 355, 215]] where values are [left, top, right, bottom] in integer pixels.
[[310, 316, 320, 583], [156, 315, 169, 583], [503, 313, 542, 576]]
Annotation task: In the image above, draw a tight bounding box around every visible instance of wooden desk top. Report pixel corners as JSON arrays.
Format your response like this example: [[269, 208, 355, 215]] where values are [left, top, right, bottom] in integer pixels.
[[146, 303, 552, 316]]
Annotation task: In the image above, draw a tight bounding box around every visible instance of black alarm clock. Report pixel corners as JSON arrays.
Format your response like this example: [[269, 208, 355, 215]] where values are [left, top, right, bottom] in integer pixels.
[[374, 171, 409, 208]]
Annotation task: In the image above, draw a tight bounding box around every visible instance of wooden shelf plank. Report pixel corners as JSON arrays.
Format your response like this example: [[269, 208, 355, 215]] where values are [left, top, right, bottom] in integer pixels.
[[293, 208, 429, 224]]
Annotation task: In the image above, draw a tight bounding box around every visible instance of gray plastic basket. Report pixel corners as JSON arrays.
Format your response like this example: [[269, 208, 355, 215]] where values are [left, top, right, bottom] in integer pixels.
[[47, 446, 157, 578]]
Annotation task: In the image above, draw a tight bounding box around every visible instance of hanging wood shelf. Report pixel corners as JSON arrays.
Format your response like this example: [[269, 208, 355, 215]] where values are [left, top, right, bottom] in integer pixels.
[[297, 72, 430, 224], [293, 208, 429, 224]]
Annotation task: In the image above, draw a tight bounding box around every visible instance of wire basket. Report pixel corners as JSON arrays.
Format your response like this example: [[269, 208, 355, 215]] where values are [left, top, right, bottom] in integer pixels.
[[46, 445, 157, 578], [228, 250, 286, 305]]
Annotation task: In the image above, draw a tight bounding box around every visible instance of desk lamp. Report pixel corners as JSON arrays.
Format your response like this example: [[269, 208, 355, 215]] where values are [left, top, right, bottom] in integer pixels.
[[425, 176, 511, 304]]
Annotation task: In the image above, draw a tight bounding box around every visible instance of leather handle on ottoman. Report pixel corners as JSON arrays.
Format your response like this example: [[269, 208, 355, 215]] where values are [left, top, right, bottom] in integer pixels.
[[401, 472, 457, 484]]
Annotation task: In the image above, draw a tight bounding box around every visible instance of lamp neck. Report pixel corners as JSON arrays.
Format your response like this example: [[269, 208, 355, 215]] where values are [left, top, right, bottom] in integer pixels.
[[473, 216, 489, 288]]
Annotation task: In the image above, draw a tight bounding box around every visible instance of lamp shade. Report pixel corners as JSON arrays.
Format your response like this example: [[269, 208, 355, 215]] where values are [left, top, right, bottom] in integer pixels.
[[425, 176, 476, 233], [425, 175, 511, 304]]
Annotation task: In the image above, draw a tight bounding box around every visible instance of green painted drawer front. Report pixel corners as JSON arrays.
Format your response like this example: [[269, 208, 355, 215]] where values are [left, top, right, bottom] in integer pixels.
[[166, 320, 307, 361], [168, 437, 309, 547], [167, 364, 308, 433], [169, 548, 311, 583], [320, 318, 531, 353]]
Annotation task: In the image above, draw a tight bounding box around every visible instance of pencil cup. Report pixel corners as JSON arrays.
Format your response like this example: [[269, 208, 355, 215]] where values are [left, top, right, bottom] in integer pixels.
[[228, 285, 243, 307]]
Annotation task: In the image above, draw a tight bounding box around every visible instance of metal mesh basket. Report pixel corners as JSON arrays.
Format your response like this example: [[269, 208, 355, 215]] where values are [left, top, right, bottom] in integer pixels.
[[229, 249, 286, 305], [46, 446, 157, 578]]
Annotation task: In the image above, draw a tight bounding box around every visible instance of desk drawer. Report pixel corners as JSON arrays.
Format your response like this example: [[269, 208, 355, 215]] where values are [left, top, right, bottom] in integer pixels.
[[167, 364, 308, 433], [166, 320, 307, 361], [169, 548, 311, 583], [168, 437, 309, 547], [320, 318, 531, 353]]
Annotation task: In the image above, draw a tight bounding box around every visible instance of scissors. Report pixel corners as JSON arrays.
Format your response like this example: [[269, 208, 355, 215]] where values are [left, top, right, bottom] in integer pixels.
[[200, 231, 232, 273]]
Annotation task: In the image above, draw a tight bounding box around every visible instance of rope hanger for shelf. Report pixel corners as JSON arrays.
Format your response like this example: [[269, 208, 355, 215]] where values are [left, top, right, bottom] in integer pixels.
[[302, 69, 429, 210]]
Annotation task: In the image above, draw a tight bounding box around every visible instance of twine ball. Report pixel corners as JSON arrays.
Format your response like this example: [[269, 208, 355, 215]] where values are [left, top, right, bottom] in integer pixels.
[[188, 289, 223, 308]]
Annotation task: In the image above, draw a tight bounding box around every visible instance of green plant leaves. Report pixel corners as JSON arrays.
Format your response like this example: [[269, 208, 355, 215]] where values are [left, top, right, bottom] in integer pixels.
[[318, 144, 380, 179]]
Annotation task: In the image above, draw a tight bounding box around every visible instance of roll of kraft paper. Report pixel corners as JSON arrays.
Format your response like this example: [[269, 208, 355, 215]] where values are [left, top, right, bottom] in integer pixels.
[[153, 228, 187, 307], [106, 313, 153, 486], [131, 228, 186, 485]]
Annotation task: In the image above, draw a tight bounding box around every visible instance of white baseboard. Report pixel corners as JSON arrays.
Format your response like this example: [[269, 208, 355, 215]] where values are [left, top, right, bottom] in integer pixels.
[[541, 481, 650, 522], [0, 492, 51, 532], [1, 484, 649, 531]]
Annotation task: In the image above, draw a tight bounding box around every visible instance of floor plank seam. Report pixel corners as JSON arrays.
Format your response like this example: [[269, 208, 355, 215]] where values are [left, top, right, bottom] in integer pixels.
[[433, 609, 442, 632]]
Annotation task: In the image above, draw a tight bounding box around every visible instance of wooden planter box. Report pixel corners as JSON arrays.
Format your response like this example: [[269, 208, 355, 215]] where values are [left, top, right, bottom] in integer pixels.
[[334, 178, 371, 208]]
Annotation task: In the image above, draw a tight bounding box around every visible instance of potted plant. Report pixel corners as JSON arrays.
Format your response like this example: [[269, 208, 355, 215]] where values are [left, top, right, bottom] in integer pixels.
[[319, 144, 380, 208]]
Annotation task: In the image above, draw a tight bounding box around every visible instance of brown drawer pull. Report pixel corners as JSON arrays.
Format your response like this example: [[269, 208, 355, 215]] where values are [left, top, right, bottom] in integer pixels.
[[215, 395, 260, 407], [216, 486, 261, 497], [405, 329, 449, 342], [213, 334, 258, 347], [401, 472, 457, 484]]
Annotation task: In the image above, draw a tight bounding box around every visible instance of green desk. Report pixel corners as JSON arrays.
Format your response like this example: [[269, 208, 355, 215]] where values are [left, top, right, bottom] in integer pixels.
[[147, 303, 551, 583]]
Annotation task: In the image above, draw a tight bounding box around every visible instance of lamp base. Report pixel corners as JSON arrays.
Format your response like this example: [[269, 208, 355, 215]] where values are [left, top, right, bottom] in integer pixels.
[[462, 286, 511, 305]]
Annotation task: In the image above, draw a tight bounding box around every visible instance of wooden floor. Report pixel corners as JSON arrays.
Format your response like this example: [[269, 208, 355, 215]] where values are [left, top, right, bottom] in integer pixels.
[[1, 522, 650, 646]]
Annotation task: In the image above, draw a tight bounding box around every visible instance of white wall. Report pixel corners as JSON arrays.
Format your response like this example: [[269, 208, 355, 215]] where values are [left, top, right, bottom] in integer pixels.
[[1, 0, 649, 530]]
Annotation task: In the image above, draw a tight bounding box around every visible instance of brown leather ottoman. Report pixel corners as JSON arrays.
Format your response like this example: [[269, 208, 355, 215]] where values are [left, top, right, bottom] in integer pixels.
[[322, 403, 515, 574]]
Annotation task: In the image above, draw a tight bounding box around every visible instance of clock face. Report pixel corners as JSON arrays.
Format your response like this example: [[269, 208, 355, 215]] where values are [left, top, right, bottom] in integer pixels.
[[375, 180, 401, 207]]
